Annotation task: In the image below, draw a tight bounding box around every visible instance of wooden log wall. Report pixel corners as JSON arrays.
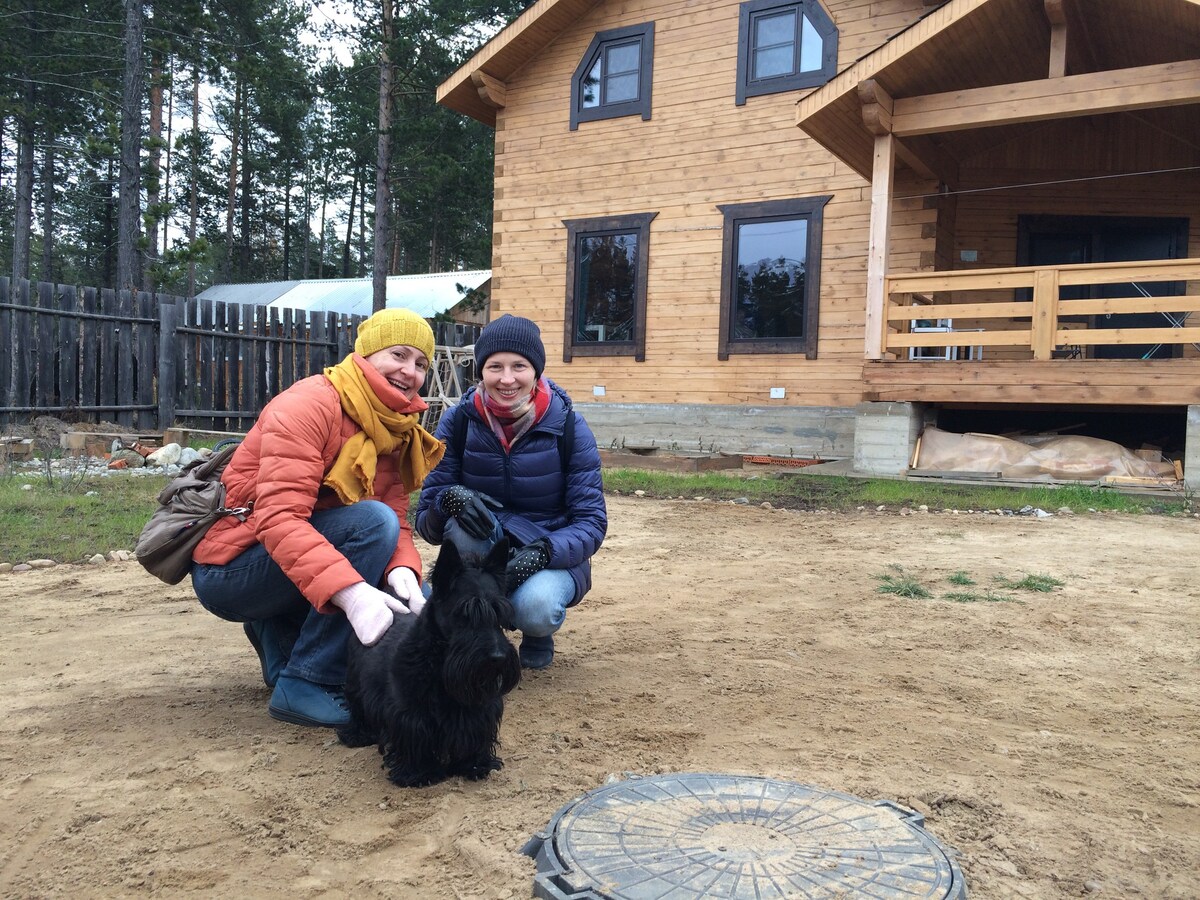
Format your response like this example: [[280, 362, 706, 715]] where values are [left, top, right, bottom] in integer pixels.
[[488, 0, 937, 409]]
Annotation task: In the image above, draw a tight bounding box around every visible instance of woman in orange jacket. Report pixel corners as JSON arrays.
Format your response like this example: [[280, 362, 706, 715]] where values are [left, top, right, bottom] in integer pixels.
[[191, 308, 444, 728]]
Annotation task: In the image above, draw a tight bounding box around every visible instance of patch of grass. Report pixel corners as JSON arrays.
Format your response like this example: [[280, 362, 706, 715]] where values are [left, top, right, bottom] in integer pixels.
[[942, 590, 1018, 604], [0, 475, 166, 564], [601, 468, 1181, 515], [875, 569, 933, 599], [995, 573, 1066, 593], [947, 571, 975, 586]]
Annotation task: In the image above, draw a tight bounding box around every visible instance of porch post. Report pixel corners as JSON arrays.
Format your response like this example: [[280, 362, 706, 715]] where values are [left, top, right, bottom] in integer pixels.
[[865, 132, 895, 360]]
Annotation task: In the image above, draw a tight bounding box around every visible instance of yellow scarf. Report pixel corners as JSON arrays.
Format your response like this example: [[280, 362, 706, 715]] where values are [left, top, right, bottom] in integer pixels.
[[322, 355, 445, 504]]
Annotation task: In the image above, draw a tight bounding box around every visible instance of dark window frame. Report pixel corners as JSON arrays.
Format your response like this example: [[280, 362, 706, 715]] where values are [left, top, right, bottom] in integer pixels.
[[735, 0, 838, 106], [717, 196, 831, 360], [570, 22, 655, 130], [562, 212, 657, 362]]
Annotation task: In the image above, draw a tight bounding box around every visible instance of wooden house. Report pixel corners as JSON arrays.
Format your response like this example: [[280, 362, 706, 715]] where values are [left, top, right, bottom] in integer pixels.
[[438, 0, 1200, 486]]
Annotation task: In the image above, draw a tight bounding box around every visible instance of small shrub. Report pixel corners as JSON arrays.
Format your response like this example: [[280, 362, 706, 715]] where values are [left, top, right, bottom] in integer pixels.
[[947, 571, 975, 586], [942, 590, 1018, 604], [996, 573, 1065, 593], [875, 570, 932, 599]]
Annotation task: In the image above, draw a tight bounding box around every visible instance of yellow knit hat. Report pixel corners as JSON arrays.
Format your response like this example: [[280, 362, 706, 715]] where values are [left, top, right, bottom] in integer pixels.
[[354, 308, 435, 362]]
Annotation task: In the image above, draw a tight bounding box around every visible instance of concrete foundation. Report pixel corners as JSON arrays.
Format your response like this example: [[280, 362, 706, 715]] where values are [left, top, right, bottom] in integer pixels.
[[572, 402, 856, 460], [1186, 405, 1200, 492], [852, 401, 930, 477]]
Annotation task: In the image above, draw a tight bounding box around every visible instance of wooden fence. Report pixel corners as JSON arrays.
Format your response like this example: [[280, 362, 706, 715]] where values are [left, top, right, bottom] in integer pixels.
[[0, 277, 480, 435]]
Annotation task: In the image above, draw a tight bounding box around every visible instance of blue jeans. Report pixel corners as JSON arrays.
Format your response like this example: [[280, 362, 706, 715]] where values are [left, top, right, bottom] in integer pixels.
[[442, 518, 575, 638], [192, 501, 400, 686]]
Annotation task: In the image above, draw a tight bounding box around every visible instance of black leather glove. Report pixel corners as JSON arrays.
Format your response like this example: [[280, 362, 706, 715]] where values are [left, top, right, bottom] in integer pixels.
[[438, 485, 503, 540], [506, 539, 551, 593]]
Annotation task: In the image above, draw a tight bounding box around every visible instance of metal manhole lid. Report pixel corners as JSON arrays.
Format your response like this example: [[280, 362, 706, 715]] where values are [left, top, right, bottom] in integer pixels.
[[524, 773, 966, 899]]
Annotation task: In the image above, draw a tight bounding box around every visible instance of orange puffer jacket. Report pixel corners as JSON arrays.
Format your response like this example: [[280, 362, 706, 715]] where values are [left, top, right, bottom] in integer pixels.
[[193, 366, 425, 612]]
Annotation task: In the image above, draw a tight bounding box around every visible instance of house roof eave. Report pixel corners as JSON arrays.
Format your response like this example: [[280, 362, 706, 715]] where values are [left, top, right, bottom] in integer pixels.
[[437, 0, 604, 126], [795, 0, 995, 179]]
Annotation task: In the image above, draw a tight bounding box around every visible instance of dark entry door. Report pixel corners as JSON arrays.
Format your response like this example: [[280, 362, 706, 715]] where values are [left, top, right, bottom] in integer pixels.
[[1019, 216, 1188, 359]]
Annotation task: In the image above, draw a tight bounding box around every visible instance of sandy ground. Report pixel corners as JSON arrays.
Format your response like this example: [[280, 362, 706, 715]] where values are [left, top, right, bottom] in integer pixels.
[[1, 495, 1198, 899]]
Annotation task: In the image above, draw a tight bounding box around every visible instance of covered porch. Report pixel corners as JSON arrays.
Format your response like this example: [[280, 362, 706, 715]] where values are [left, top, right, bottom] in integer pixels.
[[797, 0, 1200, 409]]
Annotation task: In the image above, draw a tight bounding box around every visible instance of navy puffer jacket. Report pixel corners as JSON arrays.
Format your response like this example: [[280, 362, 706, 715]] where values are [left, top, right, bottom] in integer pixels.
[[415, 380, 607, 604]]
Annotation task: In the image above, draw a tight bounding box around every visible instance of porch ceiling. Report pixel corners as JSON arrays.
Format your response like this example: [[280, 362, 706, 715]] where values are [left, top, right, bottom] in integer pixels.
[[797, 0, 1200, 182]]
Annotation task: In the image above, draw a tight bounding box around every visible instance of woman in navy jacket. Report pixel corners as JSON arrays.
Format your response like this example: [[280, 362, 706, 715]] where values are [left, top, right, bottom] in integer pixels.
[[415, 315, 607, 669]]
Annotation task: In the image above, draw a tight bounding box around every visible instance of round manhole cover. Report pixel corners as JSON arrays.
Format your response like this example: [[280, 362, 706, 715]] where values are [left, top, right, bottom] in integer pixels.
[[524, 773, 966, 899]]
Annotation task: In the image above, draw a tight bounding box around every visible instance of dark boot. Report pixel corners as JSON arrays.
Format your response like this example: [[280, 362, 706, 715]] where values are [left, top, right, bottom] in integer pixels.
[[243, 621, 289, 688], [519, 633, 555, 670]]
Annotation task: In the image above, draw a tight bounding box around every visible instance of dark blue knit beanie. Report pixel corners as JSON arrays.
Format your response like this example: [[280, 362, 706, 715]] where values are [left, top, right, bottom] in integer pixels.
[[474, 314, 546, 378]]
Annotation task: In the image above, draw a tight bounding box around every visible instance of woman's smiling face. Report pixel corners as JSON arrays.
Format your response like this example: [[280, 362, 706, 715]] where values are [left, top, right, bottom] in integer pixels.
[[481, 352, 536, 405], [364, 345, 428, 400]]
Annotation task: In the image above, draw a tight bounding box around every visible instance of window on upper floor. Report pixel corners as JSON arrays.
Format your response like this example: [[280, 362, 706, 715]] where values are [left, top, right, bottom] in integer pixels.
[[718, 196, 831, 359], [562, 213, 657, 361], [735, 0, 838, 105], [570, 23, 655, 130]]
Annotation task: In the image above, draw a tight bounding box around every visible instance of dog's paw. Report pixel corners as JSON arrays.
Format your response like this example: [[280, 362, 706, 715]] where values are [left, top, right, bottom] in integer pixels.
[[336, 721, 378, 748], [458, 755, 503, 781], [388, 767, 447, 788]]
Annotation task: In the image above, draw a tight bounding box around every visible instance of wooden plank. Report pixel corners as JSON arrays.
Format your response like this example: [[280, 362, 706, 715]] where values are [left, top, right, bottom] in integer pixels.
[[13, 280, 33, 411], [268, 306, 282, 400], [214, 300, 229, 431], [35, 282, 55, 410], [79, 286, 99, 411], [57, 285, 79, 417], [892, 60, 1200, 136], [1031, 268, 1059, 361], [135, 291, 155, 430], [199, 298, 215, 430], [865, 133, 894, 360], [116, 289, 135, 427], [1059, 296, 1200, 315], [254, 304, 269, 412], [237, 304, 255, 432], [98, 288, 117, 419], [157, 299, 178, 429], [0, 277, 9, 410], [888, 330, 1033, 349], [1062, 326, 1200, 346], [886, 300, 1033, 321], [282, 305, 296, 390]]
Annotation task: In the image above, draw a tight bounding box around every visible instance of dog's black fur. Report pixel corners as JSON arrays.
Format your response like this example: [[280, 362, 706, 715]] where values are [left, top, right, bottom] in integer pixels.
[[337, 538, 521, 787]]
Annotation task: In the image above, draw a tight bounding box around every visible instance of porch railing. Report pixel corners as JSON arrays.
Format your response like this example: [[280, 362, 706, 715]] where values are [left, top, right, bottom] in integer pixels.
[[883, 258, 1200, 361]]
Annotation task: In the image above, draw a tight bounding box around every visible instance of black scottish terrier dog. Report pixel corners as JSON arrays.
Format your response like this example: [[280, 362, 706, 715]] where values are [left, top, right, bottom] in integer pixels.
[[337, 538, 522, 787]]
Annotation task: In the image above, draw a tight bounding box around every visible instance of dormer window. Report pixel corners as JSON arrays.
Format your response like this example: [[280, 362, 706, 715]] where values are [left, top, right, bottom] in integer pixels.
[[571, 23, 655, 130], [736, 0, 837, 105]]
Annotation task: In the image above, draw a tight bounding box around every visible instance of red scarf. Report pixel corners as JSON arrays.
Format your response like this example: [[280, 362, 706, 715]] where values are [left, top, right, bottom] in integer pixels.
[[474, 377, 552, 452]]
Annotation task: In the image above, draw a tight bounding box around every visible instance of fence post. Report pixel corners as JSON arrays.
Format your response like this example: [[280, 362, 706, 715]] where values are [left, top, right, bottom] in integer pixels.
[[158, 298, 178, 430], [1031, 267, 1059, 361]]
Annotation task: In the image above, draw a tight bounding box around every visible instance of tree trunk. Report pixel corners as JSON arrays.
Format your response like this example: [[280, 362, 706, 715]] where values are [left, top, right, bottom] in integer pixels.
[[302, 162, 311, 279], [342, 169, 358, 278], [282, 163, 292, 279], [223, 72, 242, 284], [238, 96, 252, 279], [187, 65, 200, 299], [358, 170, 367, 277], [162, 55, 174, 263], [143, 47, 163, 290], [40, 137, 54, 281], [117, 0, 144, 293], [11, 84, 34, 282], [372, 0, 395, 312], [103, 158, 116, 287]]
